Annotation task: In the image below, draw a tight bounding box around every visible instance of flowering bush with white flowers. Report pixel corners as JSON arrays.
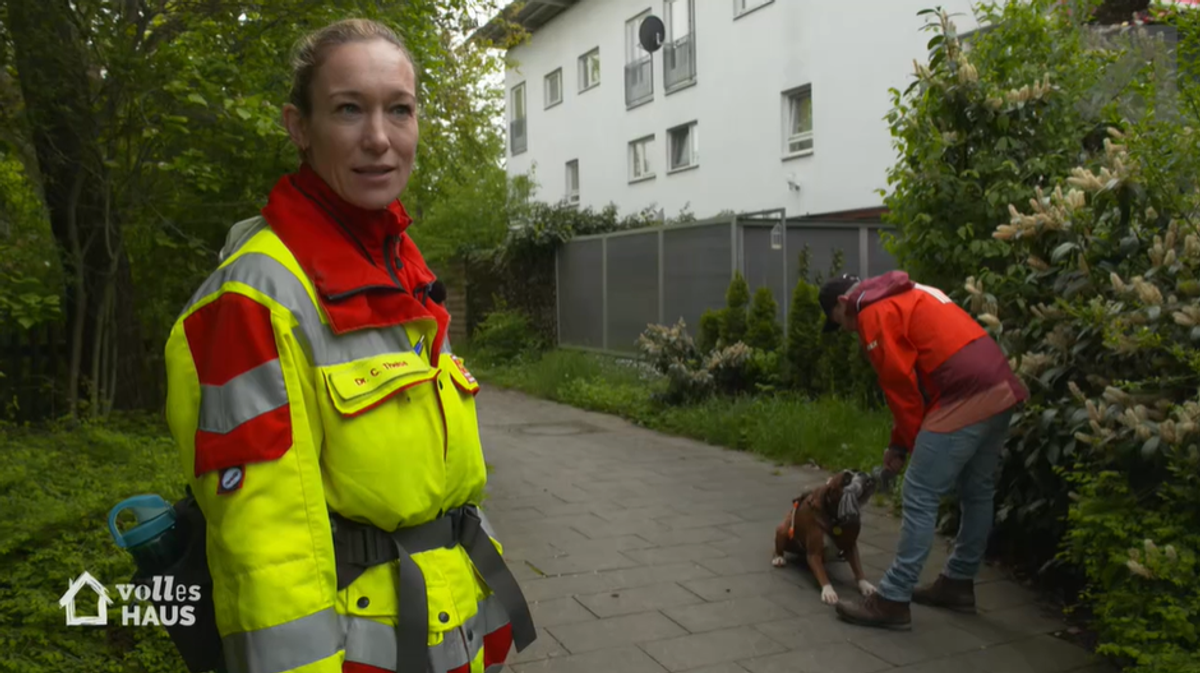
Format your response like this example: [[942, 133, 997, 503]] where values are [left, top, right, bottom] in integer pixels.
[[888, 1, 1200, 669]]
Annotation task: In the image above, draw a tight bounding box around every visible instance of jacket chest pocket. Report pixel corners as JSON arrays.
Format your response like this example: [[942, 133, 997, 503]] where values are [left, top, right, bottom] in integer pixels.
[[437, 355, 487, 506], [316, 352, 446, 515], [324, 351, 436, 416]]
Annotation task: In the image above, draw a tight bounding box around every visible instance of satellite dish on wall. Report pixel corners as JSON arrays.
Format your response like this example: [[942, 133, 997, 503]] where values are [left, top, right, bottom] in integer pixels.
[[639, 15, 665, 53]]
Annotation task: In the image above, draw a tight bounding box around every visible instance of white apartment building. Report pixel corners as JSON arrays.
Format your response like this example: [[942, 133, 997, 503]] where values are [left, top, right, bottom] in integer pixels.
[[475, 0, 980, 220]]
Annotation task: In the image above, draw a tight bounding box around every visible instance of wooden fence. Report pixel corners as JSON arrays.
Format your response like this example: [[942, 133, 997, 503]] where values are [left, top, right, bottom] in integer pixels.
[[0, 322, 69, 422]]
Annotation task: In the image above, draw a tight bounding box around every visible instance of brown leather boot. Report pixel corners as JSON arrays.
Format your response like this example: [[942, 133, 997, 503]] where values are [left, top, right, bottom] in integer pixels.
[[912, 574, 976, 614], [835, 593, 912, 630]]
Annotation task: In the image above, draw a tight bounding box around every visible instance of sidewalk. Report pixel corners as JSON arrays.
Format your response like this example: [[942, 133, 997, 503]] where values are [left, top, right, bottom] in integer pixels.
[[479, 388, 1114, 673]]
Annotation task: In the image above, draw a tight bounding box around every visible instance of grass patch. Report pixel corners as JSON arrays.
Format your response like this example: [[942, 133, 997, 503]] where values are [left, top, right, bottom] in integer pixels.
[[1, 413, 189, 672], [467, 348, 892, 473]]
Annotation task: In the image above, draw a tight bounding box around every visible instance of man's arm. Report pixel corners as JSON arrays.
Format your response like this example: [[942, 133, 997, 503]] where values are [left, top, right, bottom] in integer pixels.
[[857, 304, 925, 453], [165, 288, 342, 673]]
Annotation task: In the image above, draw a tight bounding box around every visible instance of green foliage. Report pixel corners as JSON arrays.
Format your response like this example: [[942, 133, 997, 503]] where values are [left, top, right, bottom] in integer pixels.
[[477, 349, 891, 472], [636, 319, 714, 405], [466, 192, 661, 345], [880, 0, 1115, 299], [468, 306, 541, 367], [3, 0, 516, 417], [745, 286, 782, 352], [785, 248, 824, 394], [636, 320, 779, 404], [719, 271, 750, 346], [696, 309, 722, 354], [886, 2, 1200, 665], [410, 169, 535, 266], [0, 152, 59, 333], [0, 415, 189, 673], [1063, 470, 1200, 672]]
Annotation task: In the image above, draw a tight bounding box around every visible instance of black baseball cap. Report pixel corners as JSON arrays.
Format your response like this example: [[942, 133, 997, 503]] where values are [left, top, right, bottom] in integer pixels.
[[819, 274, 861, 332]]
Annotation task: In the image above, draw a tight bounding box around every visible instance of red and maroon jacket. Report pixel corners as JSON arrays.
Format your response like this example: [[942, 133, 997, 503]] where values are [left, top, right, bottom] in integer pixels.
[[845, 271, 1028, 453]]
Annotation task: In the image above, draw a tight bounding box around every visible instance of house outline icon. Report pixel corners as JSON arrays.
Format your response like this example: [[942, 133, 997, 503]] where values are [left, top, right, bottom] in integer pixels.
[[59, 571, 112, 626]]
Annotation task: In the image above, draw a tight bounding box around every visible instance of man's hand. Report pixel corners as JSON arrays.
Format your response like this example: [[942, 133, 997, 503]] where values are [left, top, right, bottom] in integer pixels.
[[883, 447, 907, 474]]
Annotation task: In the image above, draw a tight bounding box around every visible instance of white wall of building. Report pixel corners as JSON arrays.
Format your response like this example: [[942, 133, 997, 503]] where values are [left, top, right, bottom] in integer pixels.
[[500, 0, 980, 219]]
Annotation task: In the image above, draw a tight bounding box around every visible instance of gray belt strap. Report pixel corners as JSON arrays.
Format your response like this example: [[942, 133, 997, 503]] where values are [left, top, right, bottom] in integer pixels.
[[330, 507, 537, 673], [457, 508, 536, 653]]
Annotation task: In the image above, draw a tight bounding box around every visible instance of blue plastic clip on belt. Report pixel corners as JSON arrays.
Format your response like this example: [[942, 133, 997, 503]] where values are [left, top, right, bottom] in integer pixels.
[[331, 506, 536, 673]]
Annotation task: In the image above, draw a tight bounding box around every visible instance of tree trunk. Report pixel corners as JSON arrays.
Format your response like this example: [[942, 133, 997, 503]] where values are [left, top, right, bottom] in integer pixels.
[[7, 0, 150, 416]]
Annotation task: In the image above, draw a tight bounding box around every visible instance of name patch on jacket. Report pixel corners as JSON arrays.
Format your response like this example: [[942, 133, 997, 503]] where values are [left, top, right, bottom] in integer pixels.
[[452, 356, 477, 385]]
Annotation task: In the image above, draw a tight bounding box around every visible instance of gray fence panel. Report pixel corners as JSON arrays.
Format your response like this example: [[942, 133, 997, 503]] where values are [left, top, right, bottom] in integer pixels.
[[784, 226, 861, 300], [558, 239, 604, 348], [554, 220, 898, 351], [663, 223, 731, 335], [742, 227, 786, 324], [868, 227, 899, 277], [605, 231, 661, 353]]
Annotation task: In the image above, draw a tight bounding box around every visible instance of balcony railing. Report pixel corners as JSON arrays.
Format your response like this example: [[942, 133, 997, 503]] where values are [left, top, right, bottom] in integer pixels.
[[624, 56, 653, 107], [509, 118, 527, 155], [663, 34, 696, 91]]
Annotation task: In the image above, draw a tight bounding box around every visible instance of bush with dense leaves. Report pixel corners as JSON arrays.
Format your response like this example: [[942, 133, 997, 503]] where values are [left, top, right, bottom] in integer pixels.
[[745, 286, 783, 352], [719, 271, 750, 347], [467, 306, 542, 366], [696, 308, 722, 354], [888, 2, 1200, 669]]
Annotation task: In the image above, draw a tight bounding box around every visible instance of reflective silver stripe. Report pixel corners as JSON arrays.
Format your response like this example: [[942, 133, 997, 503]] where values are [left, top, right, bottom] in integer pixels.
[[442, 335, 452, 355], [340, 614, 401, 671], [182, 251, 414, 367], [476, 593, 510, 636], [223, 607, 340, 673], [340, 596, 507, 672], [219, 215, 270, 262], [198, 359, 288, 433], [475, 507, 498, 543]]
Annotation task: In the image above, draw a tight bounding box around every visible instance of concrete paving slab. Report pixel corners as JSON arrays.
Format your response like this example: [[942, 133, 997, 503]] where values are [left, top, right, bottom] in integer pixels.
[[476, 389, 1109, 673]]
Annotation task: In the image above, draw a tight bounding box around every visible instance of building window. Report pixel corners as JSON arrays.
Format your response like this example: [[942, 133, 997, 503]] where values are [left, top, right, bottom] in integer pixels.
[[544, 68, 563, 108], [624, 11, 654, 107], [667, 122, 698, 172], [664, 0, 696, 91], [565, 160, 580, 204], [733, 0, 774, 18], [783, 86, 813, 157], [510, 82, 527, 155], [579, 48, 600, 92], [629, 135, 655, 182]]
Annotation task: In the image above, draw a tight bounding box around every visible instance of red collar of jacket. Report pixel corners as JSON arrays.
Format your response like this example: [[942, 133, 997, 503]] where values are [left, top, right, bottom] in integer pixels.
[[260, 162, 449, 362]]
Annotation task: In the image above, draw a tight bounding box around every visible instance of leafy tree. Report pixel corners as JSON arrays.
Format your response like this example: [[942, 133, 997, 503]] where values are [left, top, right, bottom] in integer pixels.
[[1, 0, 518, 417]]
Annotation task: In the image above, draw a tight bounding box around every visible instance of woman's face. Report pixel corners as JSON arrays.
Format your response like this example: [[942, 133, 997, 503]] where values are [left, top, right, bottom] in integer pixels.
[[284, 39, 418, 210]]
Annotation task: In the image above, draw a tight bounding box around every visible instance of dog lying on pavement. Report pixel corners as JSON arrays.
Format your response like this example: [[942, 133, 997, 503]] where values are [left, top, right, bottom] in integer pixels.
[[772, 469, 878, 605]]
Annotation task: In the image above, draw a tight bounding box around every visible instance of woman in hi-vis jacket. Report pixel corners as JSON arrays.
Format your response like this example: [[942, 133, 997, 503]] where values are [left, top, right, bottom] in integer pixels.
[[163, 18, 535, 673]]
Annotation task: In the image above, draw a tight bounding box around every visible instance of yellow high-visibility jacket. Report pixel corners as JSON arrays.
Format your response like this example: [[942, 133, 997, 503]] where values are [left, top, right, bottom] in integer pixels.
[[164, 164, 532, 673]]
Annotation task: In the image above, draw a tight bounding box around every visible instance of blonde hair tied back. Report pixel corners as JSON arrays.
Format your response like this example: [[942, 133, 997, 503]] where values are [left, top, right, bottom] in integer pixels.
[[288, 18, 419, 118]]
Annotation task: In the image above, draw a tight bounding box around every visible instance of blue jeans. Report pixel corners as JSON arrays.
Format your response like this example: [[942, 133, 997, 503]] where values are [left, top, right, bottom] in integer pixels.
[[876, 408, 1015, 603]]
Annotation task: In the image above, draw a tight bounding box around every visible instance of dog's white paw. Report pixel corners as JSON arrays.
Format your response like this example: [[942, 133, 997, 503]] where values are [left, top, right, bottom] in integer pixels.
[[858, 579, 877, 596], [821, 585, 839, 605], [771, 555, 786, 568]]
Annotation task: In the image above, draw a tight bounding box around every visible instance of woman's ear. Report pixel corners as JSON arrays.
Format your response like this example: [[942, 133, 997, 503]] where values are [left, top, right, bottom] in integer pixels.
[[281, 104, 309, 153]]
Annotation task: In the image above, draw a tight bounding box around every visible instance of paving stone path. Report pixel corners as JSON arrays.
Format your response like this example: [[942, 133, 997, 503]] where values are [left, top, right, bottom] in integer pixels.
[[480, 388, 1115, 673]]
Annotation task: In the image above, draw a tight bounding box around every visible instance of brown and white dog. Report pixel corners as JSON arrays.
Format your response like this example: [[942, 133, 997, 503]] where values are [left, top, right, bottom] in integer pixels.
[[772, 469, 878, 605]]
